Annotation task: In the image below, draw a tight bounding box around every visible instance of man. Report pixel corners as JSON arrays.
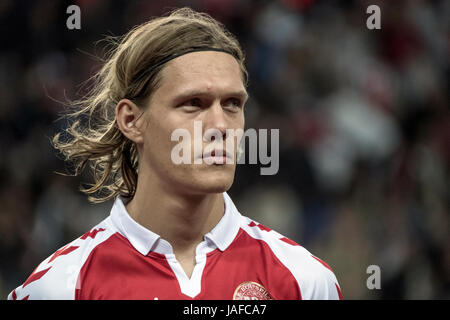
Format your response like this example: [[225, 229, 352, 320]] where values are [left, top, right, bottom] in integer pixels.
[[8, 7, 342, 300]]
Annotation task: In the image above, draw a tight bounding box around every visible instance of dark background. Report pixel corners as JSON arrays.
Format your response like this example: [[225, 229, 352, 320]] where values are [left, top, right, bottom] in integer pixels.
[[0, 0, 448, 299]]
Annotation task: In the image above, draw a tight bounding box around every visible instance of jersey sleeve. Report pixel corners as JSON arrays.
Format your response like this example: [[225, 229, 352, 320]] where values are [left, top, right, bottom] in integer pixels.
[[7, 223, 113, 300], [302, 254, 343, 300], [273, 241, 343, 300], [241, 217, 343, 300], [7, 242, 81, 300]]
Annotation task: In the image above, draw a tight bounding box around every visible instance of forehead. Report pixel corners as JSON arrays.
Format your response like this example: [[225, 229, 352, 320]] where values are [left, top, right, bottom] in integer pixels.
[[156, 51, 245, 96]]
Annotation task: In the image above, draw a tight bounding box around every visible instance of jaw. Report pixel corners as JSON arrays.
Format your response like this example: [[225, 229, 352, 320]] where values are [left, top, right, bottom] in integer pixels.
[[174, 164, 237, 195]]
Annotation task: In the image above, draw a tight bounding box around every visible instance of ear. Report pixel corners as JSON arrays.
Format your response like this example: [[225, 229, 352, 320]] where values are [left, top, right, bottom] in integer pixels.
[[115, 99, 145, 144]]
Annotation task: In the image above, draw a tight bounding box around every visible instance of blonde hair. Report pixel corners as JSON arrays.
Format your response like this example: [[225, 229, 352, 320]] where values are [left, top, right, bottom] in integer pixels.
[[53, 7, 248, 203]]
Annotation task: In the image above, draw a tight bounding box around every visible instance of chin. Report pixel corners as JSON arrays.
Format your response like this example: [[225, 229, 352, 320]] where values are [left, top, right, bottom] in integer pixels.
[[187, 166, 235, 195]]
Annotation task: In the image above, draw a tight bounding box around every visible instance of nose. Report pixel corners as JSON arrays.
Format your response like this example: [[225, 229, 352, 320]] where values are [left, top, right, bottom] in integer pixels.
[[203, 101, 227, 142]]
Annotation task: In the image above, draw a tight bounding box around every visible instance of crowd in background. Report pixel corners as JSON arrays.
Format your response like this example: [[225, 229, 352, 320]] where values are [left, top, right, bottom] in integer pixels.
[[0, 0, 448, 299]]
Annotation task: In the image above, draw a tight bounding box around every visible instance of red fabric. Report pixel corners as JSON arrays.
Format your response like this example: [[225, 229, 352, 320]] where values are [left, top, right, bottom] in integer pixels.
[[248, 221, 272, 232], [280, 237, 300, 246], [335, 284, 343, 300], [49, 245, 79, 263], [80, 228, 105, 240], [75, 230, 301, 300], [197, 229, 302, 300], [22, 267, 52, 288]]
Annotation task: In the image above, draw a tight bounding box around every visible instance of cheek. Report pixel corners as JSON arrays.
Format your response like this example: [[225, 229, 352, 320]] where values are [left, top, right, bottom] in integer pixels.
[[234, 112, 245, 129], [143, 115, 178, 163], [144, 116, 199, 172]]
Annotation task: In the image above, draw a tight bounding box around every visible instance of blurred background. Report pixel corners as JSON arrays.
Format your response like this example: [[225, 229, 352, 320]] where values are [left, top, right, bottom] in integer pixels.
[[0, 0, 448, 299]]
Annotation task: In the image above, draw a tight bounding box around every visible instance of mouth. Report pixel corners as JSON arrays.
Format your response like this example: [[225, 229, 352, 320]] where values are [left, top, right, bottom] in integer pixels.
[[200, 150, 234, 165]]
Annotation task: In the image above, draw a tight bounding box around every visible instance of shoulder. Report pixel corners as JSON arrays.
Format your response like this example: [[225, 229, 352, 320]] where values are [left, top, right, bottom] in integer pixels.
[[238, 215, 343, 300], [7, 218, 116, 300]]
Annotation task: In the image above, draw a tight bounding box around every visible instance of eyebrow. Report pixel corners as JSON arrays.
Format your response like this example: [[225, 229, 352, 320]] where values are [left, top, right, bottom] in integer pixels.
[[172, 89, 249, 104]]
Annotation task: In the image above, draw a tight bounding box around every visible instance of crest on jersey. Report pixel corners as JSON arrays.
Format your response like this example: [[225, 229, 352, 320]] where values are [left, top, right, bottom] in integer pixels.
[[232, 281, 273, 300]]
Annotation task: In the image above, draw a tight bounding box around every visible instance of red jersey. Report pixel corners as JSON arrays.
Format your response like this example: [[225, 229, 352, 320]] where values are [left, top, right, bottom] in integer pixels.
[[8, 193, 342, 300]]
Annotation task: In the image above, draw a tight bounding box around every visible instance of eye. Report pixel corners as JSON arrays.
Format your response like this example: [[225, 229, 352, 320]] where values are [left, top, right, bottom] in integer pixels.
[[181, 98, 202, 111], [223, 98, 242, 111]]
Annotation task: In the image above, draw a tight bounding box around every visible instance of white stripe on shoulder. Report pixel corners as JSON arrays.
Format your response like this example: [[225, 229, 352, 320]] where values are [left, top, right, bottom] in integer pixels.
[[8, 217, 117, 300], [240, 216, 341, 300]]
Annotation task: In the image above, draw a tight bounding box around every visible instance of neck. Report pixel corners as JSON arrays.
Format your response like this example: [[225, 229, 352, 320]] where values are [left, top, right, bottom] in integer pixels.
[[125, 173, 225, 254]]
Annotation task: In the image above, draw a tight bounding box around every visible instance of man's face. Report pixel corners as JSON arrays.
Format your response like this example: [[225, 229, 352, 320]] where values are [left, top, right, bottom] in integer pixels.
[[138, 51, 247, 195]]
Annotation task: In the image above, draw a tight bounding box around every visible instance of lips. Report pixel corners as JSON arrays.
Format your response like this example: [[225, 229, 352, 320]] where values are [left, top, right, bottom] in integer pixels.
[[199, 149, 234, 164], [207, 150, 232, 158]]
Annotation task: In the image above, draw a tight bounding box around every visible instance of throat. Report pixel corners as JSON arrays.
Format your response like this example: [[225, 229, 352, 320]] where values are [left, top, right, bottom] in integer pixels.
[[125, 190, 226, 279], [127, 191, 225, 251]]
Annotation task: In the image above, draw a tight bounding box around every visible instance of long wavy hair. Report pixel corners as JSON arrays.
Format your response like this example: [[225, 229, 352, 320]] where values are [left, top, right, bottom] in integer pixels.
[[52, 7, 248, 203]]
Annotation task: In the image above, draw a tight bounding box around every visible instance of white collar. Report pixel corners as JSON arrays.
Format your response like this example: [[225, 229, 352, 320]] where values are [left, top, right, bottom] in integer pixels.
[[109, 192, 241, 256]]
